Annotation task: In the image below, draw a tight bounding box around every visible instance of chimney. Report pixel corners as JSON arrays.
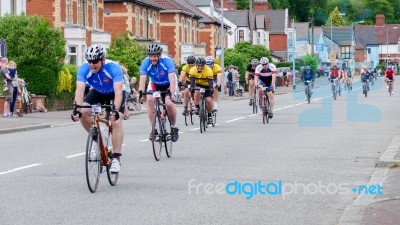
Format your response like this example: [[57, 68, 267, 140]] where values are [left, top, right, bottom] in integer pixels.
[[376, 14, 385, 26], [253, 0, 269, 11]]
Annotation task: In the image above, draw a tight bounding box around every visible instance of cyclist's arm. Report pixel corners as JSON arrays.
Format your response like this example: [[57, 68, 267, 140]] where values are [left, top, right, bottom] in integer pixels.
[[245, 71, 250, 82], [113, 82, 123, 110], [217, 71, 222, 86], [168, 72, 177, 96], [179, 70, 187, 84], [271, 72, 276, 89], [138, 74, 147, 92], [74, 81, 86, 106], [189, 76, 195, 91]]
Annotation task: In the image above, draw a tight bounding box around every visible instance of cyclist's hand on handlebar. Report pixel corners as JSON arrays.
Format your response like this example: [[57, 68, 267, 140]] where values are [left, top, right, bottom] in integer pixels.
[[71, 109, 81, 122], [111, 110, 120, 121], [139, 90, 144, 104]]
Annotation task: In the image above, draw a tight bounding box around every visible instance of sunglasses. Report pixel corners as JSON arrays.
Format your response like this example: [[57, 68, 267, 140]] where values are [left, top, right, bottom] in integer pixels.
[[262, 64, 268, 66], [88, 60, 101, 64], [196, 64, 205, 67]]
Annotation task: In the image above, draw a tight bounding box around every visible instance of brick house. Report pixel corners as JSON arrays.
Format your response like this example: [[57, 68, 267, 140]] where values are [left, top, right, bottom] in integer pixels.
[[25, 0, 111, 66], [103, 0, 164, 47]]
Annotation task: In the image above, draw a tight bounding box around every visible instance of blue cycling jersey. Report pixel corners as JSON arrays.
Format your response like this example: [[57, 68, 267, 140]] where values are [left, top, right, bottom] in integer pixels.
[[77, 60, 124, 94], [139, 55, 176, 87]]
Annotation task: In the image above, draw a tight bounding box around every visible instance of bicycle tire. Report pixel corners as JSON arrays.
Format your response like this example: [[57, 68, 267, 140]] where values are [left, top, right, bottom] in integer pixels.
[[86, 127, 101, 193], [199, 97, 206, 133], [212, 111, 216, 127], [105, 130, 119, 186], [184, 110, 189, 126], [189, 98, 195, 125], [306, 86, 311, 104], [151, 112, 162, 161], [266, 97, 270, 124], [252, 90, 257, 114], [165, 115, 173, 158]]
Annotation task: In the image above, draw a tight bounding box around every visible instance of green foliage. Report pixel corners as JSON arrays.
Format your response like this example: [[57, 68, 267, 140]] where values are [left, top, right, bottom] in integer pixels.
[[107, 31, 147, 79], [178, 63, 186, 75], [236, 0, 249, 10], [0, 14, 66, 102], [364, 0, 395, 24], [232, 42, 271, 62], [224, 51, 247, 83], [18, 65, 57, 98], [289, 62, 301, 72], [0, 14, 66, 73], [295, 58, 306, 67], [302, 54, 318, 70], [275, 62, 290, 68]]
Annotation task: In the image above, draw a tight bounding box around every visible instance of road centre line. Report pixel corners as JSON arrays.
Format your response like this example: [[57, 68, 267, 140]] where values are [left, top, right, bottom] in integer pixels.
[[0, 163, 42, 176], [225, 117, 246, 123]]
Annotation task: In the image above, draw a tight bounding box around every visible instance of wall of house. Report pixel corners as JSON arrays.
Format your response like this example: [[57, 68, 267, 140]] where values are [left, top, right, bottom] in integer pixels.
[[269, 34, 286, 51]]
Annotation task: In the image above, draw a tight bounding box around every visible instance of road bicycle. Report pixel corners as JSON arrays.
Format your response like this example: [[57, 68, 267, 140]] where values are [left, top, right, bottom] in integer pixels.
[[387, 79, 394, 96], [304, 80, 312, 104], [20, 80, 32, 114], [183, 85, 195, 126], [362, 79, 369, 98], [260, 86, 272, 124], [144, 90, 173, 161], [331, 78, 337, 100], [72, 103, 119, 193], [252, 85, 258, 114], [194, 87, 215, 133], [126, 93, 140, 111]]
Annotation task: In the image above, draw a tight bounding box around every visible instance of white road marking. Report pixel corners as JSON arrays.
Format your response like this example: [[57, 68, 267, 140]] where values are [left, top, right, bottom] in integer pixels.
[[66, 153, 85, 158], [191, 128, 200, 130], [0, 163, 42, 175], [139, 139, 149, 142], [225, 117, 245, 123]]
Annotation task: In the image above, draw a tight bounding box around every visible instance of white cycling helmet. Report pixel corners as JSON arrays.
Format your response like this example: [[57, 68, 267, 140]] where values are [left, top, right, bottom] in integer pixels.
[[85, 44, 106, 61], [205, 56, 214, 66], [260, 57, 269, 65]]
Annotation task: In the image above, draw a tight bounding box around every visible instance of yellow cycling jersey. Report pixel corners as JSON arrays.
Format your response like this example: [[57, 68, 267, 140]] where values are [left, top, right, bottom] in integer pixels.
[[210, 64, 222, 78], [181, 64, 191, 82], [189, 65, 213, 86]]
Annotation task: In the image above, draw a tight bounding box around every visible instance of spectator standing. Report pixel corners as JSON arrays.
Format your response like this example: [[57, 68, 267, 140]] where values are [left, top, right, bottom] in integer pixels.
[[121, 66, 131, 120], [1, 57, 13, 117], [8, 60, 20, 117], [231, 66, 240, 96], [227, 68, 234, 96]]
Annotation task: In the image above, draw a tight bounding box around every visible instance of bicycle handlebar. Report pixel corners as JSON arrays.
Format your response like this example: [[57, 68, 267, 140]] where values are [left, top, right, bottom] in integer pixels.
[[72, 103, 119, 121]]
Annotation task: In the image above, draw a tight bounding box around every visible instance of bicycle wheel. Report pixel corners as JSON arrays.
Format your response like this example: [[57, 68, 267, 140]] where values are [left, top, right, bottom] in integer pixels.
[[86, 127, 101, 193], [306, 86, 311, 104], [262, 96, 267, 124], [266, 98, 270, 124], [184, 110, 189, 126], [252, 92, 258, 114], [151, 113, 162, 161], [165, 116, 173, 158], [212, 111, 216, 127], [105, 130, 119, 186], [199, 98, 206, 133]]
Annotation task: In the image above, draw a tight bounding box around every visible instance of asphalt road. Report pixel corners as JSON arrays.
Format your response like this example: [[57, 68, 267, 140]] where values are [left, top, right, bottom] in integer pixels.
[[0, 77, 399, 225]]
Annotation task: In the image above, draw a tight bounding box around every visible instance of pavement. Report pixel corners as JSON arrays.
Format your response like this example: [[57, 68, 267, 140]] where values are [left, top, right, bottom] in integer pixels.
[[1, 76, 399, 224]]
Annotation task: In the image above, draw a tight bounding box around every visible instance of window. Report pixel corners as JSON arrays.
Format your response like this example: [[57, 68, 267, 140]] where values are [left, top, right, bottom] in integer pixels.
[[187, 20, 191, 43], [181, 18, 185, 42], [256, 31, 261, 44], [78, 0, 87, 26], [66, 0, 72, 23], [92, 0, 97, 29], [143, 9, 148, 38], [193, 21, 197, 43], [10, 0, 16, 14], [135, 9, 140, 36], [340, 46, 351, 59], [239, 30, 244, 42], [153, 13, 157, 39], [67, 46, 77, 65]]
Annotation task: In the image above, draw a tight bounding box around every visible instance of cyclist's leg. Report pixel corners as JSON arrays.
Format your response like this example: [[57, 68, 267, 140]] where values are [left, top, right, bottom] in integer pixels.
[[80, 90, 100, 132], [109, 92, 125, 156], [268, 91, 274, 113], [248, 78, 255, 99], [183, 87, 189, 108], [213, 77, 219, 103], [146, 83, 156, 125]]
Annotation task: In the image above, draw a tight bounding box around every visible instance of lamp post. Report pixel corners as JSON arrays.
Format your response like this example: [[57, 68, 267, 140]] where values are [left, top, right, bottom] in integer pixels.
[[386, 26, 398, 65], [220, 0, 225, 98]]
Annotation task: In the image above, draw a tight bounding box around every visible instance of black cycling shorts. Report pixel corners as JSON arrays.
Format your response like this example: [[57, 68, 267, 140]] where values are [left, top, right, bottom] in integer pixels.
[[84, 89, 126, 113]]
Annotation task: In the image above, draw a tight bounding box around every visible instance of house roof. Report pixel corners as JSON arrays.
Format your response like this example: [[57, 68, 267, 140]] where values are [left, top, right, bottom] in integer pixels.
[[322, 26, 353, 45], [355, 24, 400, 47], [153, 0, 202, 18], [104, 0, 164, 10], [223, 10, 249, 27], [255, 10, 286, 34], [192, 0, 211, 7]]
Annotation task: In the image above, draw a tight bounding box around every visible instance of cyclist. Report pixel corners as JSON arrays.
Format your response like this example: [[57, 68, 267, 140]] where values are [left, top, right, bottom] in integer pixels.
[[245, 59, 259, 106], [189, 57, 214, 124], [385, 65, 395, 93], [179, 55, 196, 115], [205, 56, 222, 111], [301, 66, 315, 100], [329, 64, 340, 87], [72, 44, 124, 173], [254, 57, 276, 118], [361, 69, 371, 91], [346, 68, 353, 90], [138, 43, 179, 142]]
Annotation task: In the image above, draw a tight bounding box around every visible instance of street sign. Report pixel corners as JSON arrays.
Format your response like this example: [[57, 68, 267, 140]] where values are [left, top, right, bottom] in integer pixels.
[[0, 40, 6, 57], [329, 54, 336, 61], [316, 43, 324, 52]]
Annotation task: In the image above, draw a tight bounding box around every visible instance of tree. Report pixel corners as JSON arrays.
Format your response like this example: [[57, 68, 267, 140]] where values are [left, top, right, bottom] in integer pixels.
[[236, 0, 249, 10], [326, 6, 344, 26], [302, 54, 318, 71], [0, 14, 66, 99], [107, 31, 147, 79]]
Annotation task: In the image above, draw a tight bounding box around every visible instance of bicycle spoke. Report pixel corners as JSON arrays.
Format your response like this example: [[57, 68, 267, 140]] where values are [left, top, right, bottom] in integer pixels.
[[86, 127, 101, 193]]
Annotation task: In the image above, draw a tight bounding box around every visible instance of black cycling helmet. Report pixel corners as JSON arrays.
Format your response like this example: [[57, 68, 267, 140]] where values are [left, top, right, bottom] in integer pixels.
[[146, 43, 163, 54], [251, 59, 259, 66], [85, 44, 106, 61], [196, 57, 206, 66], [187, 55, 196, 64]]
